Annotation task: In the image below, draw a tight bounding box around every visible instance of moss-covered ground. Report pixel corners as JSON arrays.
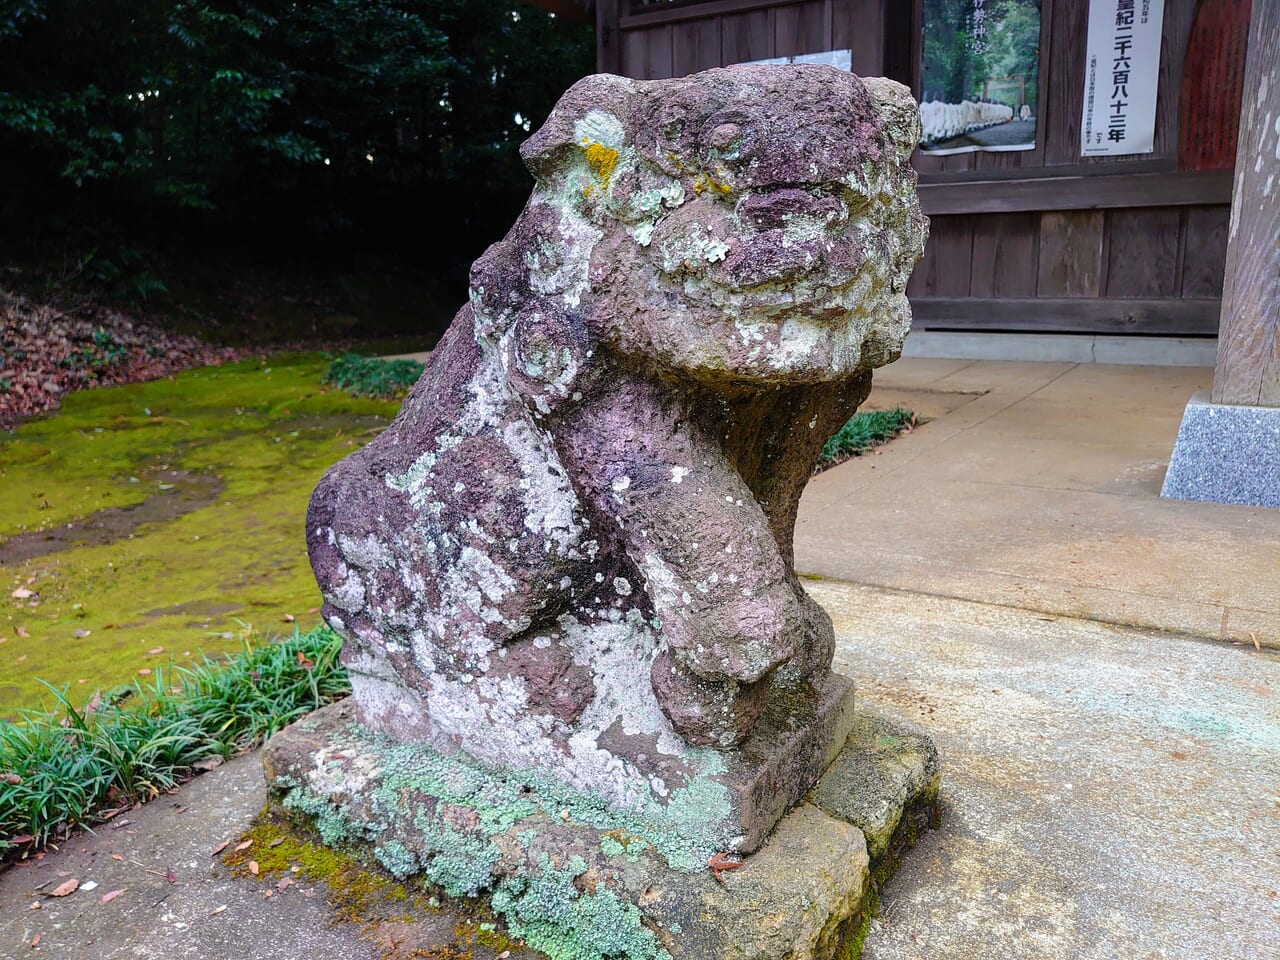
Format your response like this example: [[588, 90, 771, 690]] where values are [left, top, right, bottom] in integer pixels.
[[224, 814, 528, 960], [0, 355, 398, 714]]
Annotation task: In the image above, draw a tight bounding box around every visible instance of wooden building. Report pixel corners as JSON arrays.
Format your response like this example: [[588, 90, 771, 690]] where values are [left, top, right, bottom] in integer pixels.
[[553, 0, 1254, 341]]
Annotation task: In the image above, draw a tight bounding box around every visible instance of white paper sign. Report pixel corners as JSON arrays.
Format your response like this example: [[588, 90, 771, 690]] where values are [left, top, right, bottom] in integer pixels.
[[746, 49, 852, 71], [1080, 0, 1165, 156]]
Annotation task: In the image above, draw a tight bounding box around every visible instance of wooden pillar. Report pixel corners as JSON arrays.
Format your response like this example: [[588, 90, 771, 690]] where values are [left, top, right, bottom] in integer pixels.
[[596, 0, 622, 75], [1212, 1, 1280, 407]]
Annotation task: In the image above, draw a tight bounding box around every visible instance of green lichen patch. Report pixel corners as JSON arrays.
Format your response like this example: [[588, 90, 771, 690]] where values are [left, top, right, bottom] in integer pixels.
[[222, 815, 528, 959], [492, 855, 668, 960], [0, 354, 398, 714], [359, 723, 729, 875]]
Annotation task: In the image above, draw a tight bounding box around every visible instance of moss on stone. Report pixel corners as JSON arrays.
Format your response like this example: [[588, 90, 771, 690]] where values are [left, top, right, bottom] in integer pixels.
[[0, 354, 397, 714]]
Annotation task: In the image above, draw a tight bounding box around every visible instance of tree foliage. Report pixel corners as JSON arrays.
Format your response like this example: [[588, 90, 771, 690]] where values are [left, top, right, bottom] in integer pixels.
[[0, 1, 593, 269], [921, 0, 1040, 110]]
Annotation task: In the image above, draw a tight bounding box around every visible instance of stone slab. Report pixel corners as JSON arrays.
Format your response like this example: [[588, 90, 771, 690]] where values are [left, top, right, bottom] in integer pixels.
[[812, 714, 940, 868], [260, 699, 941, 960], [1161, 390, 1280, 507]]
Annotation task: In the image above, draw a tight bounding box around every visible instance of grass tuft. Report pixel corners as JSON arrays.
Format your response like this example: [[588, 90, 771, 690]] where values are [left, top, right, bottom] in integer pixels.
[[818, 407, 917, 470], [322, 353, 424, 399], [0, 625, 348, 855]]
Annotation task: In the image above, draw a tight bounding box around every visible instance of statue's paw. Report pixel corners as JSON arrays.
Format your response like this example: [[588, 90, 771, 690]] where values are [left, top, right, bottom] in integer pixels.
[[649, 648, 771, 748]]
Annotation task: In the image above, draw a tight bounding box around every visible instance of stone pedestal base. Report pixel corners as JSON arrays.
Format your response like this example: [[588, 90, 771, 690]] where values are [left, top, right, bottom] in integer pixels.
[[1162, 391, 1280, 508], [261, 701, 940, 960]]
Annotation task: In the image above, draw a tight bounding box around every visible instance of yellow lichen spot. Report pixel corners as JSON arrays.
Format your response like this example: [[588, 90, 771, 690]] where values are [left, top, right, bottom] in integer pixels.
[[692, 173, 731, 197], [583, 184, 596, 198], [583, 141, 619, 190]]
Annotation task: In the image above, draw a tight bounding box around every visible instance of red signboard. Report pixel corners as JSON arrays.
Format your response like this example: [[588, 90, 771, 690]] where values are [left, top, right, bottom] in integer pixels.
[[1179, 0, 1252, 171]]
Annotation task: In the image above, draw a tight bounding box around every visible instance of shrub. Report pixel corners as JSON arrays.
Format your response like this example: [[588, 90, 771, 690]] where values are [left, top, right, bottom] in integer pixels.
[[0, 626, 348, 854], [819, 406, 917, 468], [323, 353, 424, 399]]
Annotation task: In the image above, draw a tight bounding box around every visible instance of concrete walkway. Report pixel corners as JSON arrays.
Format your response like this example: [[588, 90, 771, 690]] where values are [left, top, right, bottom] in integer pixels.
[[2, 358, 1277, 959], [798, 359, 1280, 649]]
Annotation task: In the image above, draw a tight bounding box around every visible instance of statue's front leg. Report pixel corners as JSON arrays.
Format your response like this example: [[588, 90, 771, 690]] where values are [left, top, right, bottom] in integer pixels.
[[553, 376, 810, 746]]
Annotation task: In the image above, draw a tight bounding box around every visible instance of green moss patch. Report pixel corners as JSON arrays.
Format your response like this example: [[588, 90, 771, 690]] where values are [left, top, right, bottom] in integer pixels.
[[0, 354, 397, 714], [225, 813, 530, 960]]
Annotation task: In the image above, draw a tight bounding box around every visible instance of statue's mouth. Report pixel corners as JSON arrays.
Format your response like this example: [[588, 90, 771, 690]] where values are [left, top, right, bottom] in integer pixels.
[[710, 229, 866, 292], [652, 185, 873, 299]]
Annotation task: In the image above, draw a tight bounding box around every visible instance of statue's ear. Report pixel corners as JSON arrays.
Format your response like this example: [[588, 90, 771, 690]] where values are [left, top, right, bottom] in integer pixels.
[[521, 74, 637, 181], [860, 77, 922, 159]]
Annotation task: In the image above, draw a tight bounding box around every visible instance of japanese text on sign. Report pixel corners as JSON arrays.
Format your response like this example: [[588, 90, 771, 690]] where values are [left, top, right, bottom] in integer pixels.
[[1081, 0, 1165, 156]]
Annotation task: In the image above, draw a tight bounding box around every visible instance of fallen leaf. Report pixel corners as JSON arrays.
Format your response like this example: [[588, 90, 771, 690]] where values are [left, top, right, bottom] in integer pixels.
[[48, 878, 79, 897], [137, 669, 151, 677], [16, 625, 29, 638], [11, 587, 34, 599], [165, 867, 178, 884], [2, 772, 22, 785], [211, 838, 232, 856], [147, 646, 164, 655], [210, 904, 227, 915], [296, 652, 314, 669], [248, 860, 260, 876], [233, 839, 252, 852], [281, 613, 295, 623], [72, 628, 91, 639], [80, 880, 98, 892], [100, 889, 125, 904], [110, 854, 123, 861], [28, 902, 40, 910], [268, 837, 285, 848], [30, 933, 40, 948], [263, 888, 272, 898], [276, 876, 293, 891]]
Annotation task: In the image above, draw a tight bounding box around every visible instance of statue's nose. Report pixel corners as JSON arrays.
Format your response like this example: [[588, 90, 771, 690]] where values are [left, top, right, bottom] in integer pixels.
[[737, 189, 845, 230]]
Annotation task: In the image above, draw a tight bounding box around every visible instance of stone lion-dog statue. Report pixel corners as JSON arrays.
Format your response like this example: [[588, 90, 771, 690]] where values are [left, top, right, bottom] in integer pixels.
[[307, 64, 927, 840]]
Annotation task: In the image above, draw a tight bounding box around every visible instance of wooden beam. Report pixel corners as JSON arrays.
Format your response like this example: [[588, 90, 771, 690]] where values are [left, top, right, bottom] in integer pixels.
[[1212, 1, 1280, 407], [910, 297, 1221, 337], [918, 170, 1234, 216], [621, 0, 805, 29]]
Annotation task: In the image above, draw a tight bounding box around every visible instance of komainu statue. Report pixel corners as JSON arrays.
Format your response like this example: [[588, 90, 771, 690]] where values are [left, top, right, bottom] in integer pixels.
[[307, 64, 927, 851]]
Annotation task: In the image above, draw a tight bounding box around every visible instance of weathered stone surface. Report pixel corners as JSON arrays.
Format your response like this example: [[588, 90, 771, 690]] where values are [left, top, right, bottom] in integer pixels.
[[1161, 390, 1280, 508], [262, 700, 940, 960], [306, 64, 927, 851], [812, 714, 941, 864]]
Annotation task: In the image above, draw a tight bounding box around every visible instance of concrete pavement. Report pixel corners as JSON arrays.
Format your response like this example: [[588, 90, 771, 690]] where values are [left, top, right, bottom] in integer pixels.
[[816, 579, 1279, 960], [798, 358, 1280, 649]]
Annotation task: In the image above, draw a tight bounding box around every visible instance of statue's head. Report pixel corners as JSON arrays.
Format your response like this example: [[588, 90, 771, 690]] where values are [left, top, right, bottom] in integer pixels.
[[469, 65, 928, 404]]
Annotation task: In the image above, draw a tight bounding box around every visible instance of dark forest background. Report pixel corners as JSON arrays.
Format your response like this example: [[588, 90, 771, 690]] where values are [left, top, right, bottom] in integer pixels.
[[0, 1, 594, 338]]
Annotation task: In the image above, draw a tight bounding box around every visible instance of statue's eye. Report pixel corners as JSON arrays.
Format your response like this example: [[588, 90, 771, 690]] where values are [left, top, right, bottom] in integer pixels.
[[660, 117, 685, 143], [708, 123, 740, 151]]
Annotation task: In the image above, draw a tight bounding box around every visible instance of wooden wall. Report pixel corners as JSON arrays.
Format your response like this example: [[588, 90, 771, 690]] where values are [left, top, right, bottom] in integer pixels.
[[598, 0, 1246, 337]]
